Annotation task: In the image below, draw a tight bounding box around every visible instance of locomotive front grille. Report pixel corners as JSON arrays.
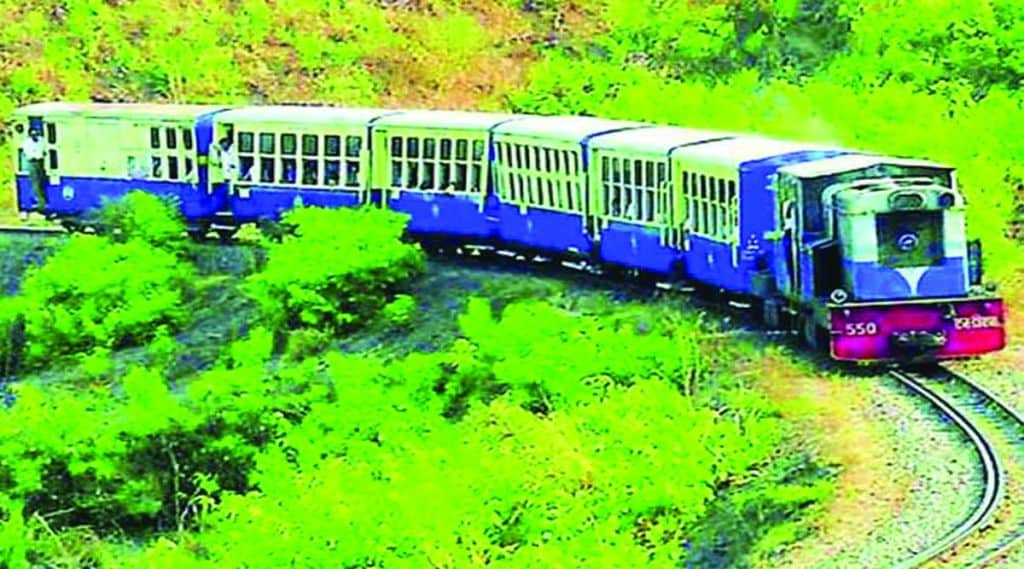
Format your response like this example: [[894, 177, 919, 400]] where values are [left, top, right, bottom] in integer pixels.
[[876, 210, 944, 268]]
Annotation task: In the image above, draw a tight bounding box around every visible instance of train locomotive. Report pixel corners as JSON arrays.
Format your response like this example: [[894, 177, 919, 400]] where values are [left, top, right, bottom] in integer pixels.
[[8, 102, 1006, 362]]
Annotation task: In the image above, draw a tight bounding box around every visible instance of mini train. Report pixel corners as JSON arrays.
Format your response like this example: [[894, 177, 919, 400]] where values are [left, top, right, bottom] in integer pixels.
[[8, 102, 1006, 362]]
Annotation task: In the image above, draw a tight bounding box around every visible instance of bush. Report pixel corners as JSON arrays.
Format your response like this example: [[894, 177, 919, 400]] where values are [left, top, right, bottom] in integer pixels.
[[0, 297, 24, 378], [379, 294, 417, 328], [245, 207, 425, 337], [17, 235, 194, 367], [94, 191, 192, 258]]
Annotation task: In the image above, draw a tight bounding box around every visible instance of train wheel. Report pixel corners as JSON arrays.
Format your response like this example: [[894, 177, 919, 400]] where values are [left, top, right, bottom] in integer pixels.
[[800, 312, 827, 351], [762, 299, 781, 329], [216, 228, 237, 243], [59, 219, 81, 233]]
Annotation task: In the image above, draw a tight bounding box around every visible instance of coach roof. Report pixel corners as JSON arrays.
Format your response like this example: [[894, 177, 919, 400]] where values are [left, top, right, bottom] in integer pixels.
[[215, 105, 396, 125], [371, 110, 523, 130], [588, 126, 733, 155], [778, 153, 953, 178], [493, 115, 648, 143], [16, 102, 223, 119], [671, 136, 839, 179]]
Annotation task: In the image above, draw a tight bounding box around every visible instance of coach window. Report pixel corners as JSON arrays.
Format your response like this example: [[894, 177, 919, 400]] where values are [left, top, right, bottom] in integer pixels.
[[325, 135, 341, 158], [182, 128, 194, 151], [281, 134, 296, 155], [472, 140, 485, 193], [150, 127, 161, 149], [406, 138, 419, 189], [168, 156, 180, 179], [300, 135, 318, 185], [511, 143, 523, 202], [403, 138, 418, 189], [278, 134, 296, 184], [345, 135, 361, 188], [236, 132, 254, 181], [325, 161, 340, 186], [166, 128, 177, 149], [259, 133, 275, 155], [302, 134, 318, 156], [696, 175, 706, 235], [727, 180, 738, 241], [281, 155, 297, 184], [390, 136, 403, 187]]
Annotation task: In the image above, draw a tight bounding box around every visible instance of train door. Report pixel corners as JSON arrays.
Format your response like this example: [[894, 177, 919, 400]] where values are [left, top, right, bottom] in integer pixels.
[[772, 173, 801, 297]]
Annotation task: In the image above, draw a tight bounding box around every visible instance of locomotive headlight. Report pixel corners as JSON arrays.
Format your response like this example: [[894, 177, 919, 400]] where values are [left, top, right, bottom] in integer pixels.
[[938, 192, 956, 208], [897, 232, 920, 252], [890, 192, 924, 210]]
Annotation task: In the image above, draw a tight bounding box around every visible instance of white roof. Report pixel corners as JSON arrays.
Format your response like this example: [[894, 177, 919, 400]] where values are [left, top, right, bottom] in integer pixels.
[[671, 136, 838, 179], [493, 115, 648, 143], [371, 110, 523, 130], [588, 126, 732, 155], [15, 102, 84, 116], [779, 153, 952, 178], [15, 102, 223, 119], [215, 106, 396, 125]]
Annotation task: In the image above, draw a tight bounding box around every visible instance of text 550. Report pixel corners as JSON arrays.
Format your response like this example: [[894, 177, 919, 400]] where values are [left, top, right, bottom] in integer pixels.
[[844, 322, 878, 336]]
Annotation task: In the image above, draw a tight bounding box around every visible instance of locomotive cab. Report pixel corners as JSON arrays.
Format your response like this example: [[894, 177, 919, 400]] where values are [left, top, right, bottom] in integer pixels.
[[774, 156, 1004, 361]]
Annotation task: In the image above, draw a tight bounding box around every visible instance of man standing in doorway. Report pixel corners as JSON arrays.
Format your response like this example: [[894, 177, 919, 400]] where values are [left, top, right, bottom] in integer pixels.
[[211, 134, 239, 191], [21, 128, 46, 213]]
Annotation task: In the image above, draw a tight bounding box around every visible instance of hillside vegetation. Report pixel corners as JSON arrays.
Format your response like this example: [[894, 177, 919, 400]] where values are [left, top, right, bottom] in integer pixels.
[[0, 195, 830, 567]]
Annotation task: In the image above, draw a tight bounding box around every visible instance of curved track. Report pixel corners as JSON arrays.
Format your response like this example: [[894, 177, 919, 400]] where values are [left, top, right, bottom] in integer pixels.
[[0, 224, 65, 236], [892, 366, 1024, 568]]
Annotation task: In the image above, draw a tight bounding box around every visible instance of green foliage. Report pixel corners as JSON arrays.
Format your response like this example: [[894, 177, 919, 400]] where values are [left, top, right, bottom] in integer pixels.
[[95, 191, 192, 258], [0, 297, 24, 378], [129, 339, 791, 567], [435, 296, 707, 415], [379, 293, 417, 327], [245, 207, 425, 337], [16, 234, 194, 367]]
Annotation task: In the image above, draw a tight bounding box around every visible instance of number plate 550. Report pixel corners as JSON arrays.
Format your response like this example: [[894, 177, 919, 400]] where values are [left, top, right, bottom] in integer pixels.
[[844, 322, 878, 336]]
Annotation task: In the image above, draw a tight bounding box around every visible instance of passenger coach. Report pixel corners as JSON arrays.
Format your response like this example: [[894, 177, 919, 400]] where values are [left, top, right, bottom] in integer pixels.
[[11, 103, 226, 229]]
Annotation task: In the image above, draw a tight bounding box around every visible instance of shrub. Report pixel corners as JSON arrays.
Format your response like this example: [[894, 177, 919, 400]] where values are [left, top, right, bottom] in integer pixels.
[[94, 191, 192, 258], [379, 294, 417, 328], [0, 297, 24, 378], [245, 207, 425, 337], [17, 235, 194, 367]]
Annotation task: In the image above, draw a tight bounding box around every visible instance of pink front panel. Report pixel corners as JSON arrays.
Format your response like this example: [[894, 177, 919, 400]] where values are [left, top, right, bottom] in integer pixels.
[[830, 298, 1006, 361]]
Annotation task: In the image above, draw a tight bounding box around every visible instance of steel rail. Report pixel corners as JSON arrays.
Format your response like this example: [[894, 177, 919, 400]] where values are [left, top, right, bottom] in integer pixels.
[[890, 367, 1005, 569], [934, 366, 1024, 568], [0, 224, 65, 236]]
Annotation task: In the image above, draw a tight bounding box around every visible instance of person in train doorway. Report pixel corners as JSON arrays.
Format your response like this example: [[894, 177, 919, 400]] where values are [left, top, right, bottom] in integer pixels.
[[212, 134, 239, 189], [20, 127, 46, 215]]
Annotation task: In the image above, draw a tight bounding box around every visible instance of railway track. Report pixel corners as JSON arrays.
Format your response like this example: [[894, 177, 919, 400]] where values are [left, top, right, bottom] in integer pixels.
[[0, 224, 65, 236], [892, 366, 1024, 568]]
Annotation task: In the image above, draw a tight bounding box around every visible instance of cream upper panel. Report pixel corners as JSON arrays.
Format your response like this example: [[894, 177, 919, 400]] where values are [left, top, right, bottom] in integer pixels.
[[670, 136, 837, 181]]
